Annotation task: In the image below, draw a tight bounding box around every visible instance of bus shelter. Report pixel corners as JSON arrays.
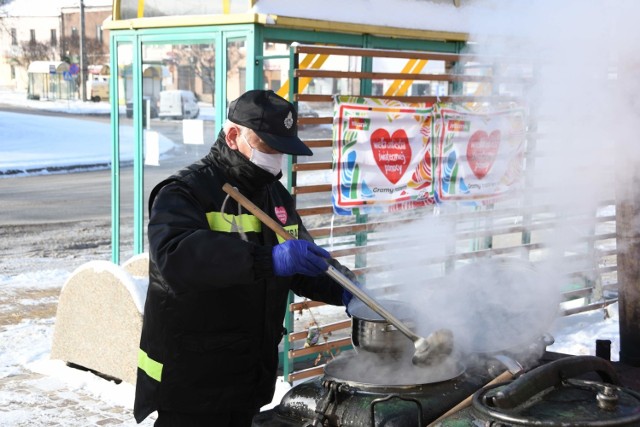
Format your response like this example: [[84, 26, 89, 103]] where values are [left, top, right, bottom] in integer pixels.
[[27, 61, 75, 100], [104, 0, 466, 264]]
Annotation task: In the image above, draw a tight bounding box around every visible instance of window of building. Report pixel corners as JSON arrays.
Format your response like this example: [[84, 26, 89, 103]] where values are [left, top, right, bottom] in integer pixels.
[[51, 29, 57, 46], [11, 28, 17, 45], [30, 29, 36, 44], [10, 65, 15, 80], [96, 25, 103, 45], [71, 27, 78, 39]]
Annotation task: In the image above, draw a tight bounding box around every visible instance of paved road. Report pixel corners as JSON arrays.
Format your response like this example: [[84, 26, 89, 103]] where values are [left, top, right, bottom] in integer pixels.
[[0, 169, 118, 224], [0, 105, 207, 225], [0, 104, 332, 226]]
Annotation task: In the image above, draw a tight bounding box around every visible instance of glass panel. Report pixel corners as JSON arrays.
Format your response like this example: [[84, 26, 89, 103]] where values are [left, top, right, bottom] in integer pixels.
[[262, 42, 288, 93], [115, 42, 135, 262], [226, 38, 246, 108], [140, 41, 216, 252]]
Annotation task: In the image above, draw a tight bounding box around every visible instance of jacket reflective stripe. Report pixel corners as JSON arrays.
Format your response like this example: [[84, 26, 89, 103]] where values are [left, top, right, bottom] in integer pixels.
[[206, 211, 299, 242], [138, 349, 163, 382], [206, 212, 262, 233], [278, 225, 299, 243]]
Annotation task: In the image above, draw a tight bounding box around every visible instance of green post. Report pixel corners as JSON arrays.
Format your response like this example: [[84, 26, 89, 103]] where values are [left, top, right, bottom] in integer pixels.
[[110, 36, 122, 264], [281, 44, 299, 383], [133, 37, 144, 256]]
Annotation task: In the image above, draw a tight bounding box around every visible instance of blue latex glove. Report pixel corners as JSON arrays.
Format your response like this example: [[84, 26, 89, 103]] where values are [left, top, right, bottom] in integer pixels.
[[342, 290, 354, 310], [272, 240, 330, 277]]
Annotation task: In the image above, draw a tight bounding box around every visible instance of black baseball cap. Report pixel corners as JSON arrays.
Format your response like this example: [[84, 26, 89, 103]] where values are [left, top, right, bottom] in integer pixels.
[[227, 90, 313, 156]]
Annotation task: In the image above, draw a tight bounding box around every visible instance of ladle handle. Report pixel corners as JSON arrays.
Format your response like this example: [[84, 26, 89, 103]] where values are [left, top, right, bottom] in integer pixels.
[[221, 183, 420, 343]]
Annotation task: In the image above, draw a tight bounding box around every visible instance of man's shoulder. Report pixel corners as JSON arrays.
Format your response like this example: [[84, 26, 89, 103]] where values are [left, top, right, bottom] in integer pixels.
[[162, 159, 219, 187], [149, 160, 221, 207]]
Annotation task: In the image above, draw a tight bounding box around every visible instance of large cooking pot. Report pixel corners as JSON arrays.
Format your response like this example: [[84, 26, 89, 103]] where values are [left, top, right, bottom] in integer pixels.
[[349, 299, 417, 355], [436, 355, 640, 426]]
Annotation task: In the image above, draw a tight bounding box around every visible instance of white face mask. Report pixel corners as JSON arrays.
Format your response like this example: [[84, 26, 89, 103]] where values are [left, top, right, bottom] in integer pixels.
[[241, 134, 283, 176]]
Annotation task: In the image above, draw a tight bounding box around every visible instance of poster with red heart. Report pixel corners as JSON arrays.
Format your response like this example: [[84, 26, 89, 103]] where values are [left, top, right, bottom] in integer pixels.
[[332, 97, 525, 215], [436, 106, 526, 201], [333, 97, 435, 215]]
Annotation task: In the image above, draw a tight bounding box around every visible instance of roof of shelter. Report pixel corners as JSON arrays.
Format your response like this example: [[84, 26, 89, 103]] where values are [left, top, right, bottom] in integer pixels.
[[103, 0, 508, 41], [27, 61, 70, 74]]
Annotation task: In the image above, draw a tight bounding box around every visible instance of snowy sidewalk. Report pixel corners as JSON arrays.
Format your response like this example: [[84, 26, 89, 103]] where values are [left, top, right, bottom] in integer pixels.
[[0, 222, 155, 426]]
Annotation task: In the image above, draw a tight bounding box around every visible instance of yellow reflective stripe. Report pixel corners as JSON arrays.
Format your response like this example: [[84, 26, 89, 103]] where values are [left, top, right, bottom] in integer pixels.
[[277, 225, 299, 243], [138, 349, 162, 382], [206, 212, 262, 233]]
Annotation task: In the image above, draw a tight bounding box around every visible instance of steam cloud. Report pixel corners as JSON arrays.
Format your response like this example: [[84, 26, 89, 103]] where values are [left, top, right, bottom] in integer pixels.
[[351, 0, 640, 375]]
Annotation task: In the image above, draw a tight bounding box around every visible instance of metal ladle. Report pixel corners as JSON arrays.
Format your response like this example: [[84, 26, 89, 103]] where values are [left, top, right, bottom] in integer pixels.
[[222, 183, 453, 366]]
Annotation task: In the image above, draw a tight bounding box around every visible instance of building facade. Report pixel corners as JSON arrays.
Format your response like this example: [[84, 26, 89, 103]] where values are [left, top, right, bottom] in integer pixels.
[[0, 0, 111, 94]]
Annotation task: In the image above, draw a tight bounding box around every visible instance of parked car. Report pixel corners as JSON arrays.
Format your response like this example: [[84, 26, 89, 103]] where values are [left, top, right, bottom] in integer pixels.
[[86, 75, 109, 102], [125, 96, 158, 119], [158, 90, 200, 120]]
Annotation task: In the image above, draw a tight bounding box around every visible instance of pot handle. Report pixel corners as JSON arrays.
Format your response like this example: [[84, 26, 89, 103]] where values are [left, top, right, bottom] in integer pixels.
[[370, 394, 423, 427], [488, 355, 620, 409]]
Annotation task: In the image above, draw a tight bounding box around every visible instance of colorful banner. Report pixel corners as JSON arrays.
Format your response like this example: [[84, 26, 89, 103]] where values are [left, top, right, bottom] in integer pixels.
[[332, 96, 526, 215], [436, 105, 527, 202]]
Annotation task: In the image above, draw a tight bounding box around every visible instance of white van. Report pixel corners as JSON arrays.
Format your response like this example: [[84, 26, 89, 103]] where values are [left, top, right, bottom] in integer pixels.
[[158, 90, 200, 119], [86, 75, 109, 102]]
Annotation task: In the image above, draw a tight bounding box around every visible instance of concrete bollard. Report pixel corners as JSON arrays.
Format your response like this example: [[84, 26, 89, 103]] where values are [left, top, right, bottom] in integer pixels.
[[51, 259, 148, 384]]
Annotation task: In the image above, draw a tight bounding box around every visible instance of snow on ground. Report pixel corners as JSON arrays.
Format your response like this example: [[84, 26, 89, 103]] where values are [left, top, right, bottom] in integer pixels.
[[0, 90, 623, 425], [0, 264, 621, 425]]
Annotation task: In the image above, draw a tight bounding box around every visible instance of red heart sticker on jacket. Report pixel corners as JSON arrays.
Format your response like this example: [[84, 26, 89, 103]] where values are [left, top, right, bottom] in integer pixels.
[[275, 206, 288, 224], [370, 128, 412, 185], [466, 130, 501, 179]]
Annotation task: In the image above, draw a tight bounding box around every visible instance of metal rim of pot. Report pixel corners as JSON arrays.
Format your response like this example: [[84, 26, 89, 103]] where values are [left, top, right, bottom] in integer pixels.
[[322, 352, 466, 391]]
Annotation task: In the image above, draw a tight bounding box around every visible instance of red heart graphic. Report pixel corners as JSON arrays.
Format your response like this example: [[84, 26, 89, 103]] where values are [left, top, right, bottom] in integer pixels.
[[370, 129, 412, 185], [466, 130, 501, 179], [274, 206, 288, 224]]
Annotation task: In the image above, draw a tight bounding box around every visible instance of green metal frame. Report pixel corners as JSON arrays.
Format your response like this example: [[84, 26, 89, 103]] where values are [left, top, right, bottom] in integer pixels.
[[109, 25, 253, 263], [109, 20, 464, 381], [109, 36, 123, 265], [278, 36, 464, 382]]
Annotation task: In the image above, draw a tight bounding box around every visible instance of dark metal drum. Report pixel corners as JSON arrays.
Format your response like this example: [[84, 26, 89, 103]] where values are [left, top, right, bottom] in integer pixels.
[[438, 356, 640, 427], [252, 351, 486, 427]]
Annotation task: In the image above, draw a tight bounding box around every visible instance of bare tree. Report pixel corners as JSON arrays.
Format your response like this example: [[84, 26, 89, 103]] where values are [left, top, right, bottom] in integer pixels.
[[60, 34, 107, 65], [11, 40, 55, 67]]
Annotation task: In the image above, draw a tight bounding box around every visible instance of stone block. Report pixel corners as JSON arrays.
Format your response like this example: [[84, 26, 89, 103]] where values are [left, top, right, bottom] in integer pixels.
[[51, 260, 148, 385], [122, 253, 149, 277]]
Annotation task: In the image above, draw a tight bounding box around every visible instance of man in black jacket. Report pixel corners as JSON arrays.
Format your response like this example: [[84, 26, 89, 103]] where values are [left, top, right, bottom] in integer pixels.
[[134, 90, 352, 426]]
